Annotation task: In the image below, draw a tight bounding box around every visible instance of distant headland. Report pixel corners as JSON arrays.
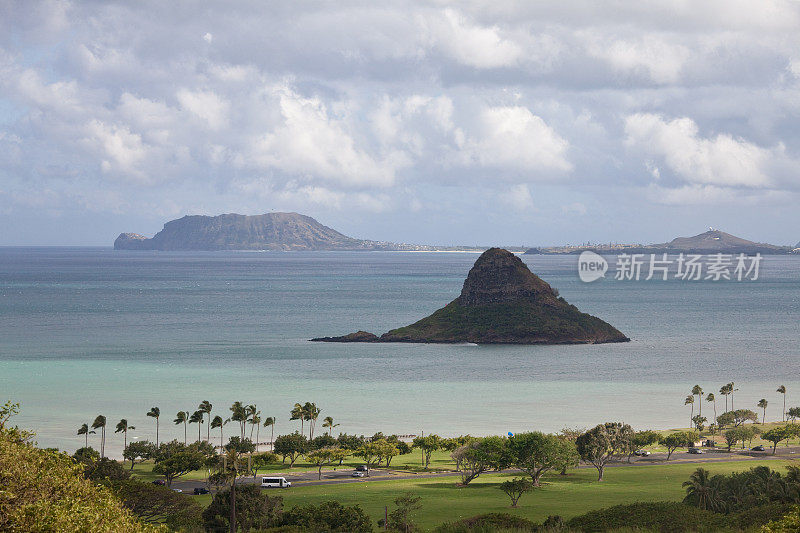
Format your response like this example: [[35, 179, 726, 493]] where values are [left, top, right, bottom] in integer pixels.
[[311, 247, 630, 345]]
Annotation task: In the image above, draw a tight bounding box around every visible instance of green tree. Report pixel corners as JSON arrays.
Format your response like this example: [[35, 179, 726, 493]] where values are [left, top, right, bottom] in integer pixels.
[[229, 401, 248, 439], [202, 483, 283, 532], [788, 407, 800, 423], [115, 418, 135, 451], [123, 440, 156, 471], [412, 434, 442, 469], [198, 400, 212, 441], [77, 422, 96, 448], [724, 427, 745, 451], [720, 384, 732, 413], [305, 446, 339, 480], [290, 403, 305, 435], [507, 432, 577, 486], [499, 477, 534, 508], [152, 450, 205, 487], [146, 407, 160, 447], [660, 432, 693, 460], [273, 432, 308, 467], [262, 416, 276, 451], [762, 426, 792, 454], [450, 435, 507, 485], [575, 423, 633, 481], [692, 414, 707, 431], [189, 410, 204, 443], [629, 430, 660, 462], [777, 385, 787, 422], [92, 414, 107, 458], [758, 398, 769, 424], [717, 409, 759, 428], [109, 478, 203, 529], [174, 411, 189, 444]]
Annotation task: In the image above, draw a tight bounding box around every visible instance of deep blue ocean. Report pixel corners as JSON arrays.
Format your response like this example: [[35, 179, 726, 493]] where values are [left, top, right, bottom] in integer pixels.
[[1, 248, 798, 456]]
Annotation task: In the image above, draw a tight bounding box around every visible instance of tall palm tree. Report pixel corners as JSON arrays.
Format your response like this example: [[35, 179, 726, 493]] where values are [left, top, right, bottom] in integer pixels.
[[685, 395, 695, 428], [263, 417, 276, 451], [245, 405, 258, 440], [729, 382, 738, 411], [303, 402, 320, 438], [199, 400, 213, 442], [77, 423, 95, 448], [720, 384, 731, 413], [189, 410, 204, 442], [777, 385, 787, 422], [706, 393, 717, 424], [210, 415, 224, 451], [92, 415, 107, 458], [146, 407, 161, 447], [251, 412, 262, 451], [229, 401, 247, 439], [115, 419, 135, 450], [757, 399, 768, 424], [174, 411, 189, 444], [322, 416, 339, 436], [290, 403, 304, 434], [692, 385, 703, 418]]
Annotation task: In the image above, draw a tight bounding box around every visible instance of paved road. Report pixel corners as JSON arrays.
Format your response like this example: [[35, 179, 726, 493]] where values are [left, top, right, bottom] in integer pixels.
[[170, 446, 800, 494]]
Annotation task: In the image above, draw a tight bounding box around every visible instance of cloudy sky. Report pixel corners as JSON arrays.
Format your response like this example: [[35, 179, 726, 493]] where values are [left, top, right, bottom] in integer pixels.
[[1, 1, 799, 246]]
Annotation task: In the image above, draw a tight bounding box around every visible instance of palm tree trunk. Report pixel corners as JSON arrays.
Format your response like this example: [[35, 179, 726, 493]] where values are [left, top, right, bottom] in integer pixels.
[[256, 425, 260, 452], [270, 426, 274, 451], [220, 427, 223, 451], [198, 422, 202, 443], [184, 422, 187, 444], [156, 418, 159, 447]]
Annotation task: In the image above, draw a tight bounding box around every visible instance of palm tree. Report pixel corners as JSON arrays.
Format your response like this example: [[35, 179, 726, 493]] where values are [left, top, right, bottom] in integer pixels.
[[246, 405, 258, 440], [146, 407, 161, 447], [229, 401, 247, 439], [210, 415, 224, 451], [322, 416, 339, 436], [303, 402, 320, 438], [692, 385, 703, 418], [757, 399, 768, 424], [189, 410, 204, 442], [777, 385, 787, 422], [251, 412, 262, 451], [729, 382, 738, 411], [199, 400, 212, 442], [290, 403, 304, 434], [92, 415, 107, 458], [77, 423, 95, 448], [115, 419, 135, 450], [720, 384, 731, 413], [682, 467, 717, 511], [706, 393, 717, 424], [174, 411, 189, 444], [685, 395, 695, 428], [263, 417, 276, 451]]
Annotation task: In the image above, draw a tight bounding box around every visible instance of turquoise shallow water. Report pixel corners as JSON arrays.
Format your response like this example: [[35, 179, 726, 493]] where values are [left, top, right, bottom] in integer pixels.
[[1, 248, 799, 457]]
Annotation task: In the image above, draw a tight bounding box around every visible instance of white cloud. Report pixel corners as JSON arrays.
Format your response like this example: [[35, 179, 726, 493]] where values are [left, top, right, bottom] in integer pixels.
[[176, 89, 230, 130], [587, 35, 690, 84], [498, 183, 535, 210], [625, 113, 780, 188], [458, 106, 571, 173], [427, 9, 522, 69]]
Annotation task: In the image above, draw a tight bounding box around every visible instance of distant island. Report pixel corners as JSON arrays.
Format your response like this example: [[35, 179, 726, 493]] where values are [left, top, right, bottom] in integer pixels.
[[525, 229, 795, 255], [311, 248, 629, 345], [114, 212, 517, 252]]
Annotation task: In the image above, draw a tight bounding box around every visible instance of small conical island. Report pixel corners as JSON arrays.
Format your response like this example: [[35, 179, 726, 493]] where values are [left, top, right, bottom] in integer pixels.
[[312, 248, 630, 345]]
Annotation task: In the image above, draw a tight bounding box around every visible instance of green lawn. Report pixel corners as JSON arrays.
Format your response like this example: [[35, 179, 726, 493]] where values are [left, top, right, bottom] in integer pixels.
[[229, 458, 796, 530]]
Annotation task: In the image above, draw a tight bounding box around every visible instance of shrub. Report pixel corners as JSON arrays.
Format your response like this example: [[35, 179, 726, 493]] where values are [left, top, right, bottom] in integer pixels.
[[433, 512, 539, 532], [202, 483, 283, 532], [282, 500, 373, 532], [566, 501, 728, 532]]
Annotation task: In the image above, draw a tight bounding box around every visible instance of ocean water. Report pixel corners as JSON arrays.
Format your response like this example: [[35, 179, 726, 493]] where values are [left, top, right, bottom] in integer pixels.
[[1, 247, 799, 457]]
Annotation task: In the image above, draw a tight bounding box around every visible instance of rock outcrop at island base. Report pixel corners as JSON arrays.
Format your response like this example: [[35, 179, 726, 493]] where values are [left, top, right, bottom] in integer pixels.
[[311, 247, 630, 345]]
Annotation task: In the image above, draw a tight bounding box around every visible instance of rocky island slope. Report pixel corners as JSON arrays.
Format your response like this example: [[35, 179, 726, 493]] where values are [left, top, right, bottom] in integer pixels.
[[312, 248, 629, 345]]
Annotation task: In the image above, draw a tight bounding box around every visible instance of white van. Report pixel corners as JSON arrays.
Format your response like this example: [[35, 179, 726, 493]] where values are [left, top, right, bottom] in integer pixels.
[[261, 477, 291, 488]]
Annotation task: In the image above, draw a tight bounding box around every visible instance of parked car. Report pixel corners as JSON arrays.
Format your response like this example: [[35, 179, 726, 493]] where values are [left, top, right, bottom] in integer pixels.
[[172, 488, 183, 493], [688, 447, 703, 454], [352, 471, 366, 478], [152, 480, 166, 486], [193, 487, 210, 495], [751, 445, 766, 451], [633, 450, 651, 456], [355, 465, 369, 472]]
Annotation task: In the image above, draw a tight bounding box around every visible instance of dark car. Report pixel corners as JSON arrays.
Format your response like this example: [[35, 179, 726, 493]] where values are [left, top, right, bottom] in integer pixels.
[[687, 447, 703, 454], [152, 479, 166, 486], [751, 445, 766, 452], [193, 487, 210, 495], [355, 465, 369, 472]]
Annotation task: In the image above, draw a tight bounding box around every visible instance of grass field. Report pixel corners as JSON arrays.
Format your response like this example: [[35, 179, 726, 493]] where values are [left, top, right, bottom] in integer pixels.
[[188, 458, 798, 530]]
